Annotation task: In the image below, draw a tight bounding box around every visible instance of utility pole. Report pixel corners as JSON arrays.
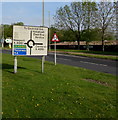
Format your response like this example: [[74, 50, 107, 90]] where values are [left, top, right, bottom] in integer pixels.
[[48, 11, 51, 51], [2, 24, 4, 48], [42, 0, 44, 26], [42, 0, 45, 73]]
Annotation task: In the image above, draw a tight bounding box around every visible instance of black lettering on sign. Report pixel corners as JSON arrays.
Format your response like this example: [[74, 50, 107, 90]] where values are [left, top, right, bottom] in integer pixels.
[[16, 42, 24, 45], [35, 46, 44, 50]]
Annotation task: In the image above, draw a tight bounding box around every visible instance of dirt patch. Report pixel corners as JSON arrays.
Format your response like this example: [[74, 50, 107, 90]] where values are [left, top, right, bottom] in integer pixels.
[[83, 78, 113, 87]]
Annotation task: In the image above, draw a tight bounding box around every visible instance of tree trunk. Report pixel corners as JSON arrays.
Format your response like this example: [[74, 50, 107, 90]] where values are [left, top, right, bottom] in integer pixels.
[[86, 41, 89, 51], [102, 30, 105, 52], [102, 40, 104, 52], [77, 39, 80, 50], [76, 33, 81, 50]]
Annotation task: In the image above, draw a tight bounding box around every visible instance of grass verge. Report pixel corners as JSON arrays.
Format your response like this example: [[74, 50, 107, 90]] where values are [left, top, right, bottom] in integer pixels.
[[50, 49, 118, 61], [2, 53, 117, 118], [56, 49, 118, 56]]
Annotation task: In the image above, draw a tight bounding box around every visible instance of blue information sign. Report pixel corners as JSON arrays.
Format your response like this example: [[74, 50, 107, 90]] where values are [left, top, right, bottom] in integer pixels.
[[14, 48, 26, 55]]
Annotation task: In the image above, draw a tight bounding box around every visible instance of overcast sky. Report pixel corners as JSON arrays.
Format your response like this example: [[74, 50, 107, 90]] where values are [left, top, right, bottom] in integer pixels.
[[1, 2, 70, 27]]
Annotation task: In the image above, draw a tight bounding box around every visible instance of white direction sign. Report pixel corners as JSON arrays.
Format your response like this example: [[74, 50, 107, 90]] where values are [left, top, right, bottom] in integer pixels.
[[12, 25, 48, 56], [5, 39, 12, 43]]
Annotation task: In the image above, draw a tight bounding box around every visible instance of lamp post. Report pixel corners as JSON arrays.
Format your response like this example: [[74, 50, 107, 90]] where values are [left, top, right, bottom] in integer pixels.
[[48, 11, 51, 51], [42, 0, 44, 26], [42, 0, 45, 73]]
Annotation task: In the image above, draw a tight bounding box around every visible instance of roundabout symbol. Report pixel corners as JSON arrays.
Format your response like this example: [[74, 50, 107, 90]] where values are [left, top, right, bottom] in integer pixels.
[[25, 31, 43, 55], [24, 31, 35, 55]]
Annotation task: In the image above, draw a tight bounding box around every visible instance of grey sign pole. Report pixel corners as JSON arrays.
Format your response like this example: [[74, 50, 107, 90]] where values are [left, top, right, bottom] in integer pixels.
[[42, 0, 45, 73], [48, 11, 51, 51], [14, 56, 17, 73], [54, 41, 56, 65], [42, 56, 45, 73], [2, 43, 4, 48]]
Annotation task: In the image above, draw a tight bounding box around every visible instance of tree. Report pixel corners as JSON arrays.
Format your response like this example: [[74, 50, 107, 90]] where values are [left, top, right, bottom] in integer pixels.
[[81, 28, 100, 44], [50, 27, 76, 43], [0, 25, 3, 39], [54, 2, 99, 50], [96, 2, 116, 51], [59, 29, 76, 42], [13, 22, 24, 26], [54, 2, 85, 49], [82, 1, 97, 51], [4, 24, 12, 39], [3, 22, 24, 39]]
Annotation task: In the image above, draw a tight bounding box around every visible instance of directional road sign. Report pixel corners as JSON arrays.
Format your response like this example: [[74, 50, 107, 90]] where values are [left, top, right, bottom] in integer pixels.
[[5, 39, 12, 43], [12, 25, 48, 56]]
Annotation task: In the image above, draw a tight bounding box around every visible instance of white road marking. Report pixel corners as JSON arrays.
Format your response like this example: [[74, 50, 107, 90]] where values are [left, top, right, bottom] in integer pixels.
[[58, 58, 72, 61], [49, 52, 108, 67], [48, 52, 85, 58], [58, 53, 85, 58], [80, 61, 108, 66]]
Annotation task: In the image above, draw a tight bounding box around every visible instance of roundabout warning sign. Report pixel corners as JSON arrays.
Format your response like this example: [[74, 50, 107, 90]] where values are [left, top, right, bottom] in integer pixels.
[[12, 25, 48, 56]]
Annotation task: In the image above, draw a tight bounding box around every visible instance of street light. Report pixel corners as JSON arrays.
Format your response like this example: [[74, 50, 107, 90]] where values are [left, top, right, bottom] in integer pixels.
[[42, 0, 45, 73], [42, 0, 44, 26], [48, 11, 51, 50]]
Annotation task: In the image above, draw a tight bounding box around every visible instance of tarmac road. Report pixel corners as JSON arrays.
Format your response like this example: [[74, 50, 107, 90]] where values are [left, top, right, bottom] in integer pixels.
[[2, 49, 117, 76]]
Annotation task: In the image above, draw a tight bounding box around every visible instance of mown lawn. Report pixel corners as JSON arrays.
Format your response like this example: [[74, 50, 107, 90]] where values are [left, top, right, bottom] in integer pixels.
[[51, 49, 118, 61], [2, 53, 117, 118], [55, 49, 118, 56]]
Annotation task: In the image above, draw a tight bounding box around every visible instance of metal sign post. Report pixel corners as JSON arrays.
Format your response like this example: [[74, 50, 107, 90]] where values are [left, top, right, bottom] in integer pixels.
[[51, 33, 60, 65], [54, 41, 56, 65], [42, 56, 45, 73], [42, 0, 45, 73], [1, 38, 4, 48], [14, 56, 17, 73], [1, 43, 4, 48]]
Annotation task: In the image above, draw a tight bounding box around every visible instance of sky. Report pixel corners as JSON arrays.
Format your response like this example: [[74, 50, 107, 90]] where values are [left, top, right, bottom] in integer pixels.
[[0, 0, 115, 27], [1, 2, 71, 27]]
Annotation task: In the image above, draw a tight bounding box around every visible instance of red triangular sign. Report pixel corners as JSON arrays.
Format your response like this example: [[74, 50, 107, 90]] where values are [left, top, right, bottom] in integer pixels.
[[51, 33, 60, 42]]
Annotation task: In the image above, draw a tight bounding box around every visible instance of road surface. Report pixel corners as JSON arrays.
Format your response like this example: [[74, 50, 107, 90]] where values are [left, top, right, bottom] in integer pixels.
[[2, 49, 117, 76]]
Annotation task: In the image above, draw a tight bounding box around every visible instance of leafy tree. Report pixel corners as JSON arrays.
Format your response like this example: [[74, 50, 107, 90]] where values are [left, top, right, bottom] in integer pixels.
[[54, 2, 99, 50], [50, 26, 76, 43], [3, 22, 24, 39], [4, 24, 12, 39], [81, 28, 101, 42], [0, 25, 3, 39], [96, 2, 116, 51], [82, 1, 97, 51], [13, 22, 24, 26], [54, 2, 85, 49], [59, 29, 76, 42]]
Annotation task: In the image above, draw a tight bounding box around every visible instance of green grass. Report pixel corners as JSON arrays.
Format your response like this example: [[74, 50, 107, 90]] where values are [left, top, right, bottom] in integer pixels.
[[50, 49, 118, 61], [2, 53, 117, 118], [68, 53, 118, 61], [55, 49, 118, 56]]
